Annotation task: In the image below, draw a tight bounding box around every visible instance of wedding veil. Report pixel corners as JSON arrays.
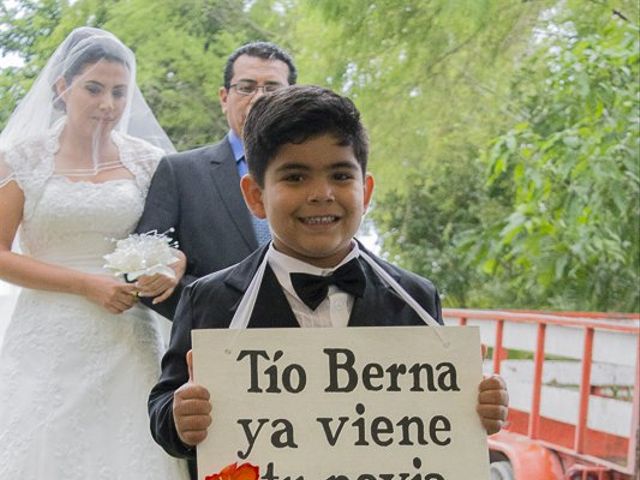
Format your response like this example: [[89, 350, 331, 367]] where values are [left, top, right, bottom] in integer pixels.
[[0, 27, 174, 188]]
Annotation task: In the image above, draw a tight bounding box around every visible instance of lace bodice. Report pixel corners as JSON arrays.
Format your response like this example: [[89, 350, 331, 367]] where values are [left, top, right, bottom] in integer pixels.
[[2, 124, 163, 270], [21, 177, 143, 271]]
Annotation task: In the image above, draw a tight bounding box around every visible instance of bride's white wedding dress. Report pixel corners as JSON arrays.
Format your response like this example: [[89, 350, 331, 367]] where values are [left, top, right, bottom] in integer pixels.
[[0, 130, 189, 479]]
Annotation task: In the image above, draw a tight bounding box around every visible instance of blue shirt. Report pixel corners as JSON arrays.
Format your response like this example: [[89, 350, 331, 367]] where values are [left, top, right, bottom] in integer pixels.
[[226, 130, 271, 245], [227, 130, 247, 177]]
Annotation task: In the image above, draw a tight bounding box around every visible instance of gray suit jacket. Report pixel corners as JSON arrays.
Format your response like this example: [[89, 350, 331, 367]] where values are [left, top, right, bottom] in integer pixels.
[[135, 136, 259, 319]]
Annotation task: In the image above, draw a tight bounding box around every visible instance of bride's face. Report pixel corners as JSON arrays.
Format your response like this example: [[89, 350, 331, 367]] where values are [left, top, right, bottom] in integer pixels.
[[57, 59, 130, 138]]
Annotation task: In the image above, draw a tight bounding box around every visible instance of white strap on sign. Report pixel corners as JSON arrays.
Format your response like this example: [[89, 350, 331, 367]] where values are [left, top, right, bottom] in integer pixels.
[[358, 250, 441, 328], [228, 250, 447, 347], [228, 252, 269, 330]]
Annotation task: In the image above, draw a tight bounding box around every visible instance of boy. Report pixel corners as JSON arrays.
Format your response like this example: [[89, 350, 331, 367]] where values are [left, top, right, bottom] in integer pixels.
[[148, 85, 508, 461]]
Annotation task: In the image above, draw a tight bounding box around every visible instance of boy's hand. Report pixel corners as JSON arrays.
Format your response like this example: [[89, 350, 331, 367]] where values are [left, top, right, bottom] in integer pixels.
[[477, 375, 509, 435], [173, 350, 213, 447]]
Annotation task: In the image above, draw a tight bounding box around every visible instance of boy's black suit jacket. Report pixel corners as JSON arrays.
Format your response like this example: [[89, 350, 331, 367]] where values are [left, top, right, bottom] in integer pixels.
[[148, 242, 443, 460]]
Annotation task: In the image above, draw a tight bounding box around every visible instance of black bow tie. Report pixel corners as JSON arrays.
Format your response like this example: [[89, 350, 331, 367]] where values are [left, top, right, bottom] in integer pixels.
[[290, 258, 366, 311]]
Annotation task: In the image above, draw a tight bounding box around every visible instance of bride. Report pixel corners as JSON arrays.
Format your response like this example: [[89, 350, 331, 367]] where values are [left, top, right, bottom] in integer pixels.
[[0, 27, 189, 478]]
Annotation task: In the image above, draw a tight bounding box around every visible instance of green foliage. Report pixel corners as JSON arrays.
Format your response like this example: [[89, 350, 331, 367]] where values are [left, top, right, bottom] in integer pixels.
[[0, 0, 289, 149], [373, 156, 486, 306], [463, 4, 640, 311], [0, 0, 67, 126], [305, 0, 542, 194], [0, 0, 65, 62]]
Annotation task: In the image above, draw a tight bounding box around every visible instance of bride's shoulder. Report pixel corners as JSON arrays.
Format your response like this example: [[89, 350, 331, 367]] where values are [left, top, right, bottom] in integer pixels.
[[1, 131, 56, 180], [114, 132, 166, 193], [115, 131, 165, 161]]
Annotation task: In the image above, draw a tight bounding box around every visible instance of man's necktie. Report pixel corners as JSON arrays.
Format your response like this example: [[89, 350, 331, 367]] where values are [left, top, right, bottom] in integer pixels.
[[290, 259, 366, 311], [238, 156, 271, 246]]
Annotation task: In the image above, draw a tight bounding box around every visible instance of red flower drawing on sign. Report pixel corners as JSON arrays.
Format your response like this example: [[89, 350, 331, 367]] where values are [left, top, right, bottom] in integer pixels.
[[204, 462, 260, 480]]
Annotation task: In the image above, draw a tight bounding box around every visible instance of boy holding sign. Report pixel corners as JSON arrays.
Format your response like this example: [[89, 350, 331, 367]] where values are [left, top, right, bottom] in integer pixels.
[[148, 85, 508, 467]]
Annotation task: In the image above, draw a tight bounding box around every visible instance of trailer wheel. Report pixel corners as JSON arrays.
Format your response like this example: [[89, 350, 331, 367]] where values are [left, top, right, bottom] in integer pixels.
[[490, 460, 515, 480]]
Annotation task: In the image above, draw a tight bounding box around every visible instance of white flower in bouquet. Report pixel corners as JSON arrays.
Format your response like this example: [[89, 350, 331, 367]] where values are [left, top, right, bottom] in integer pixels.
[[103, 229, 179, 281]]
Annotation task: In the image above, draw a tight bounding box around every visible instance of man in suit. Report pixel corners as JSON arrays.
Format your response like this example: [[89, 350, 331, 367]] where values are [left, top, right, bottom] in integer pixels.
[[148, 86, 508, 465], [135, 42, 297, 319]]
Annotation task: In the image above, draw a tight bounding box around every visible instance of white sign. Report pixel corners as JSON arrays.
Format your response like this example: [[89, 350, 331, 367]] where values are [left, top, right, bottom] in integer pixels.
[[193, 326, 489, 480]]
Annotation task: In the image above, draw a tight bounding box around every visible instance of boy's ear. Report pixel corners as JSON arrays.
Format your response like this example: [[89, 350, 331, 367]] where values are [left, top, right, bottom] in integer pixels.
[[240, 174, 267, 219], [362, 173, 375, 213]]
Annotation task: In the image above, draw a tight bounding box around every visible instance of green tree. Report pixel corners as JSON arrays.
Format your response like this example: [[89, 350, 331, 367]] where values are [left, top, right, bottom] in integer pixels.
[[461, 1, 640, 311], [0, 0, 67, 127], [0, 0, 290, 149]]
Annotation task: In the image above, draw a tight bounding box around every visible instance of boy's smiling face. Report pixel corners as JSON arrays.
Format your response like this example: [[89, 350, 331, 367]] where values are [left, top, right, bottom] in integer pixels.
[[241, 133, 374, 268]]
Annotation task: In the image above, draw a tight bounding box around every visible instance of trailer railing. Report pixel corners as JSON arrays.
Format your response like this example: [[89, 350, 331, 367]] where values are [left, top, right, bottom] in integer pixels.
[[444, 308, 640, 479]]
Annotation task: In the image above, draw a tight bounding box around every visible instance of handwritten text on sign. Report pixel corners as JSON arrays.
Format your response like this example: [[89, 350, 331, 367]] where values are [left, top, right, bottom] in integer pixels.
[[192, 326, 490, 480]]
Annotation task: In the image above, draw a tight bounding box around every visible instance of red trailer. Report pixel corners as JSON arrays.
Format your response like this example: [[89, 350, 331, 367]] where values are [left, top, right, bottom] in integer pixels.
[[443, 309, 640, 480]]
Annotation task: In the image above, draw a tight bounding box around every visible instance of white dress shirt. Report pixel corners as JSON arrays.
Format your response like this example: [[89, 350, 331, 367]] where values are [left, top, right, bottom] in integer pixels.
[[267, 242, 361, 328]]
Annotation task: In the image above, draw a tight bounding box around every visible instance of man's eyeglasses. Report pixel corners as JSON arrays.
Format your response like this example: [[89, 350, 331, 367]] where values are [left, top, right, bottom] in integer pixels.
[[229, 81, 285, 96]]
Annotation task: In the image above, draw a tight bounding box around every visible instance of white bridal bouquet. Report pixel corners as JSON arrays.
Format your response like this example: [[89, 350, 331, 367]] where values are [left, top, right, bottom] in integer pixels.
[[103, 229, 179, 281]]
